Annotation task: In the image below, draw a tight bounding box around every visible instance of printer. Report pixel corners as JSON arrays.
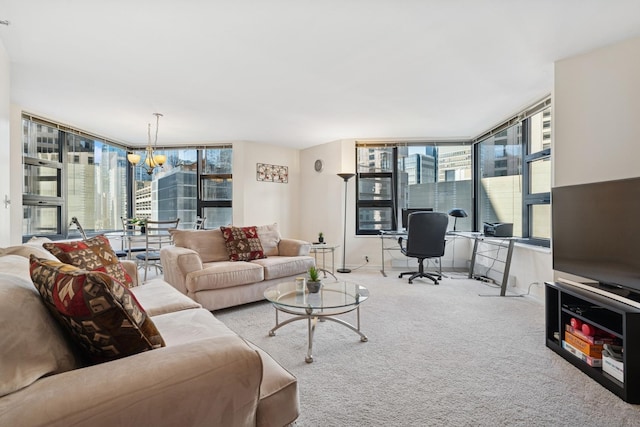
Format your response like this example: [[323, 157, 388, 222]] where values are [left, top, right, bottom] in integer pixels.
[[483, 222, 513, 237]]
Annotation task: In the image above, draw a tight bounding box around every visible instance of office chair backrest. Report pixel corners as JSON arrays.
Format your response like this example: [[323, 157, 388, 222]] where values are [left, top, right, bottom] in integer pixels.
[[406, 212, 449, 258]]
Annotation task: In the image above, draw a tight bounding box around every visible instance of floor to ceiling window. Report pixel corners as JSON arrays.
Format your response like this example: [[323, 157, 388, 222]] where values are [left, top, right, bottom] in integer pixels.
[[355, 142, 472, 234], [129, 146, 232, 229], [23, 114, 233, 240], [22, 115, 128, 241], [355, 96, 551, 248], [199, 147, 233, 228], [474, 97, 551, 246]]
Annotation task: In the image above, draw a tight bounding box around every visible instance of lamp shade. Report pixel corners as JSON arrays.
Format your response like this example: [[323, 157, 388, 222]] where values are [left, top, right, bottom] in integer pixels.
[[337, 173, 356, 181], [127, 153, 141, 165], [448, 208, 467, 218]]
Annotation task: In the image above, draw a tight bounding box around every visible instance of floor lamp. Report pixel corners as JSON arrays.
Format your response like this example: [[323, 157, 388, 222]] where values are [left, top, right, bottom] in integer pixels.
[[337, 173, 355, 273]]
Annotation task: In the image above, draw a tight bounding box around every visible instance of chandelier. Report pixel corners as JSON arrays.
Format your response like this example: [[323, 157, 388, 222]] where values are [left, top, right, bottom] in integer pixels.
[[127, 113, 167, 175]]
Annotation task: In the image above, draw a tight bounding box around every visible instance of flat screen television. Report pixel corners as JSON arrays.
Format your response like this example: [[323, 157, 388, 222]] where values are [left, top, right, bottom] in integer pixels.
[[401, 208, 433, 230], [552, 176, 640, 297]]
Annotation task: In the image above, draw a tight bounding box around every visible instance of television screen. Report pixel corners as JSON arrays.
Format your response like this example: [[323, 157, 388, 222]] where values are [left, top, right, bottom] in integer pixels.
[[401, 208, 433, 230], [552, 177, 640, 294]]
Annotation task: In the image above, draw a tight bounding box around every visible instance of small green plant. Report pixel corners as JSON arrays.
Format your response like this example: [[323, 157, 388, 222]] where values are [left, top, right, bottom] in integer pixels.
[[318, 232, 323, 238], [308, 266, 320, 282]]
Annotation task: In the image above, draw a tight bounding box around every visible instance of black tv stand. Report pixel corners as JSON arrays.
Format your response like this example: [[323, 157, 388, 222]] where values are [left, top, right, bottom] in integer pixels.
[[545, 281, 640, 403]]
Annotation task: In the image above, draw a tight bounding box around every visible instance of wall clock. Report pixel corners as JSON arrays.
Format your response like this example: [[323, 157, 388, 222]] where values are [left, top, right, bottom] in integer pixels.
[[314, 159, 324, 172]]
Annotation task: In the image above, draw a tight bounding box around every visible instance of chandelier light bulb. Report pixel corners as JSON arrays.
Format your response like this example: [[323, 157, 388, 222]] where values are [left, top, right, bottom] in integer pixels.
[[128, 112, 165, 174]]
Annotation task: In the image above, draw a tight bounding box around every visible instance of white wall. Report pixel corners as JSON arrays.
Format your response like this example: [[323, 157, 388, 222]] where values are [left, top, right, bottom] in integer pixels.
[[299, 140, 345, 245], [232, 141, 301, 238], [0, 41, 10, 246], [299, 139, 360, 269], [555, 36, 640, 187]]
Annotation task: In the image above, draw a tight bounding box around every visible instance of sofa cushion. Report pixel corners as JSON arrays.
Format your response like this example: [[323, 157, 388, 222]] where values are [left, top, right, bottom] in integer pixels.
[[250, 256, 316, 281], [247, 343, 300, 427], [151, 307, 239, 345], [169, 228, 229, 263], [188, 261, 264, 292], [29, 256, 165, 364], [0, 258, 80, 397], [130, 278, 201, 316], [220, 226, 266, 261], [256, 223, 281, 256], [43, 234, 134, 288], [0, 243, 59, 261]]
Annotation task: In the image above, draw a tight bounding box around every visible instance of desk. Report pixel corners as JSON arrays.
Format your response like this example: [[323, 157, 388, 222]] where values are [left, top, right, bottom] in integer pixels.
[[378, 230, 407, 277], [310, 244, 339, 280], [452, 232, 516, 297]]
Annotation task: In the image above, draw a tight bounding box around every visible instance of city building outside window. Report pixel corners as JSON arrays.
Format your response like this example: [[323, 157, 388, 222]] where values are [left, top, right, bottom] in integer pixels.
[[22, 114, 233, 240], [130, 147, 232, 229], [355, 97, 551, 248], [474, 101, 551, 246], [355, 143, 472, 235], [22, 115, 129, 241]]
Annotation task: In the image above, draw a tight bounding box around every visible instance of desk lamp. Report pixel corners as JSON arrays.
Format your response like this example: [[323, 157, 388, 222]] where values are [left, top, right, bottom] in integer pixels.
[[448, 208, 467, 232]]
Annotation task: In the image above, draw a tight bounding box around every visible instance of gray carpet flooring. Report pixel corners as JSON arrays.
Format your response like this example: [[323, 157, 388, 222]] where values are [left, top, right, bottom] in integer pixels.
[[215, 268, 640, 426]]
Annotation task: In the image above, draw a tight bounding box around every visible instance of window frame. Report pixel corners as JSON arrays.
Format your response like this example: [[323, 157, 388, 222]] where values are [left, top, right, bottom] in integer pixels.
[[355, 170, 396, 235], [22, 118, 66, 240], [22, 114, 234, 240], [355, 142, 472, 235], [472, 97, 551, 247]]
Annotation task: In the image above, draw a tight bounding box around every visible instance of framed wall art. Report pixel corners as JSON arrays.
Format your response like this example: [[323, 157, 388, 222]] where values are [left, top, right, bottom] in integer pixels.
[[256, 163, 288, 183]]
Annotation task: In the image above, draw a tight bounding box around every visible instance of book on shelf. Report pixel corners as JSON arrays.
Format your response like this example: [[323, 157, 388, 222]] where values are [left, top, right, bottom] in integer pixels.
[[564, 324, 619, 345], [602, 355, 624, 383], [562, 340, 603, 367], [564, 330, 604, 358]]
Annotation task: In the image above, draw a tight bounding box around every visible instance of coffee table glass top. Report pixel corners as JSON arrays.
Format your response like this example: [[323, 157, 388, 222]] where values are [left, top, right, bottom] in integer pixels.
[[264, 281, 369, 311]]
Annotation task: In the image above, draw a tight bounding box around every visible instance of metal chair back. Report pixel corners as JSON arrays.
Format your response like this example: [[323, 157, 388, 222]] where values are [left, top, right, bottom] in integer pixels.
[[135, 218, 180, 281]]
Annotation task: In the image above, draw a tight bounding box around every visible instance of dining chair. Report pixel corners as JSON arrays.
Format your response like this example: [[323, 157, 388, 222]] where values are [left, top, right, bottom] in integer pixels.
[[135, 218, 180, 281], [69, 217, 88, 240], [115, 217, 147, 259], [194, 216, 207, 230]]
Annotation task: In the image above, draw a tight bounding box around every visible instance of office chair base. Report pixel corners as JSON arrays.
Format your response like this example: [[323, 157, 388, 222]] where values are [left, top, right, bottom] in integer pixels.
[[399, 271, 440, 285]]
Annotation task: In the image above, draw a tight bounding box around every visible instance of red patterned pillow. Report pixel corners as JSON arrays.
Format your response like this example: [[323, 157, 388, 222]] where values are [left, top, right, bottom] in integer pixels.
[[220, 226, 266, 261], [29, 255, 165, 364], [43, 234, 134, 288]]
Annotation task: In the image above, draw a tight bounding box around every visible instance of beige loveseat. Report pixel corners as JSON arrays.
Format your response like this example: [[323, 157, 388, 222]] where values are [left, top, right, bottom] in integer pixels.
[[161, 223, 315, 311], [0, 243, 299, 427]]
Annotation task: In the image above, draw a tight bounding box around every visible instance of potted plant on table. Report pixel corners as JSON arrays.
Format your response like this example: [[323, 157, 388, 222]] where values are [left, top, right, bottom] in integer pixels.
[[318, 232, 324, 244], [307, 266, 322, 293], [134, 218, 147, 233]]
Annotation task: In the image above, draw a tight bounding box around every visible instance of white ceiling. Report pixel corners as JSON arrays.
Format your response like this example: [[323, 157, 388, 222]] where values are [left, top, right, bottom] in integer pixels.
[[1, 0, 640, 149]]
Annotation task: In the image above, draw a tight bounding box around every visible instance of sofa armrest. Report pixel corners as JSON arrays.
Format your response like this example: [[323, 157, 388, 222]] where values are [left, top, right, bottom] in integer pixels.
[[120, 260, 140, 287], [278, 238, 311, 256], [0, 336, 263, 427], [160, 246, 204, 294]]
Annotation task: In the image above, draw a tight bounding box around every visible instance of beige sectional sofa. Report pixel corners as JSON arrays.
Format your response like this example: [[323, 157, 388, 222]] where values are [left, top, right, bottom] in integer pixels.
[[161, 223, 315, 311], [0, 243, 299, 427]]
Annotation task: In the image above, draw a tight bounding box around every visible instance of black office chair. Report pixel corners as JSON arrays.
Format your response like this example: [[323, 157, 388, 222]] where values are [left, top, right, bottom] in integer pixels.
[[398, 211, 449, 284]]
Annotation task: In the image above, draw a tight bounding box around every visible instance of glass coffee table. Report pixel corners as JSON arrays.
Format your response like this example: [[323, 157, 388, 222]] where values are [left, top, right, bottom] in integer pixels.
[[264, 280, 369, 363]]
